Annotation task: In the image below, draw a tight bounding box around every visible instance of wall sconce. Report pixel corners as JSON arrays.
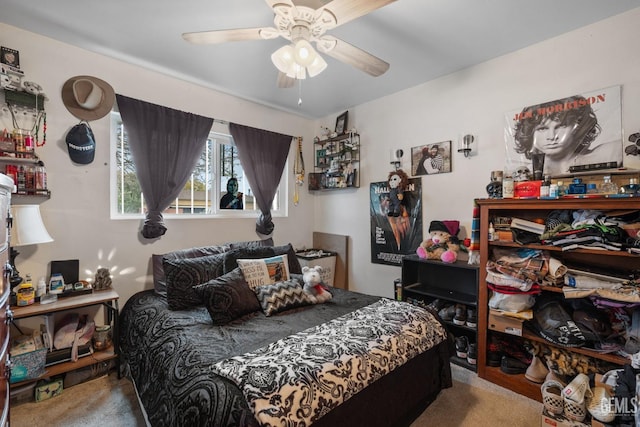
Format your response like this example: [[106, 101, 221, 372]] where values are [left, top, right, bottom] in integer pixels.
[[458, 134, 475, 158], [390, 149, 404, 170]]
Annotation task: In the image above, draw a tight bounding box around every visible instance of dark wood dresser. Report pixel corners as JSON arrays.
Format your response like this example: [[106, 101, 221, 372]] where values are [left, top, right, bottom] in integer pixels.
[[0, 173, 14, 425]]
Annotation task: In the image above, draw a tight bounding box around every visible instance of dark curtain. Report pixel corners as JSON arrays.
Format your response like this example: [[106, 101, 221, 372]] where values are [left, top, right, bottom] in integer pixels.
[[116, 94, 214, 239], [229, 122, 292, 235]]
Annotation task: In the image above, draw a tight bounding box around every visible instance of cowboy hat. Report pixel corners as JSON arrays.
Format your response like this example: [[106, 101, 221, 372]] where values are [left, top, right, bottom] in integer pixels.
[[61, 75, 115, 121]]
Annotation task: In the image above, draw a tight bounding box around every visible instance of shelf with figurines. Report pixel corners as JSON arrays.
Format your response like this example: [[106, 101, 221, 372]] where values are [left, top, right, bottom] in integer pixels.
[[310, 129, 360, 191]]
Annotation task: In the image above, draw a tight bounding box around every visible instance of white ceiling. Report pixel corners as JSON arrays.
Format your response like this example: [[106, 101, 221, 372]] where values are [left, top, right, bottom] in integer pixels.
[[3, 0, 640, 119]]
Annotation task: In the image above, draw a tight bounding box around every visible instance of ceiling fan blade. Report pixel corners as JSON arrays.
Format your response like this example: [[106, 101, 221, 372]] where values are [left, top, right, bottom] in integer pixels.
[[322, 0, 397, 26], [277, 72, 296, 88], [182, 28, 269, 44], [317, 36, 389, 77]]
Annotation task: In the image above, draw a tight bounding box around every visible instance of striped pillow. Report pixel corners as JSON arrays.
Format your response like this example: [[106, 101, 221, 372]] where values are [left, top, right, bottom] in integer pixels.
[[254, 280, 313, 316]]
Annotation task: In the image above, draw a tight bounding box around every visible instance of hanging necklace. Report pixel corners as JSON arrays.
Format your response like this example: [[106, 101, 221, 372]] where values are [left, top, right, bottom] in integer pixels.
[[293, 136, 305, 205]]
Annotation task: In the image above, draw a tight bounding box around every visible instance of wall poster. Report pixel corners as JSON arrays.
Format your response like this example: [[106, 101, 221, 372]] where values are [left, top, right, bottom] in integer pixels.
[[370, 176, 422, 266], [504, 86, 626, 177]]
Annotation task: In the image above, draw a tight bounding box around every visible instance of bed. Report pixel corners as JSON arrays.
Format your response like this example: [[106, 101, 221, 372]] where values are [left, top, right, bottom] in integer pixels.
[[119, 241, 453, 427]]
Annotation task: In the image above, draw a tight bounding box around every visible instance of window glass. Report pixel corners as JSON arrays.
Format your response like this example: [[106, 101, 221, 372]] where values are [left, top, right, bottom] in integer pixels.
[[111, 113, 284, 218]]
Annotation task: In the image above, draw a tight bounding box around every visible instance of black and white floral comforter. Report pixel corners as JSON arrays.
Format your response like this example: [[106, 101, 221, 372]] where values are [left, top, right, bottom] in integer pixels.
[[211, 298, 447, 426]]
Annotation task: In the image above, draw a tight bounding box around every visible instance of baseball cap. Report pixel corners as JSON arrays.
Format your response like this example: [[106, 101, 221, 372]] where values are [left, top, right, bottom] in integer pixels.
[[66, 122, 96, 164]]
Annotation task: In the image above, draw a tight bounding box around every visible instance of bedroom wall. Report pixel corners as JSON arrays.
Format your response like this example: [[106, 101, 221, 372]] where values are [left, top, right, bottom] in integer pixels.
[[0, 24, 317, 305], [312, 8, 640, 298]]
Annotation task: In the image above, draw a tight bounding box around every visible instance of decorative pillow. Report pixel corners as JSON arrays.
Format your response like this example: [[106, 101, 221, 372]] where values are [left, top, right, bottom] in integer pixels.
[[163, 253, 226, 310], [237, 255, 290, 289], [229, 237, 274, 250], [254, 280, 313, 316], [194, 268, 260, 325], [153, 244, 229, 297], [223, 243, 302, 275]]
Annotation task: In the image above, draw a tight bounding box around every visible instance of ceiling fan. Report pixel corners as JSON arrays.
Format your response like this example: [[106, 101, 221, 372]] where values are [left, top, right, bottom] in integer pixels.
[[182, 0, 396, 88]]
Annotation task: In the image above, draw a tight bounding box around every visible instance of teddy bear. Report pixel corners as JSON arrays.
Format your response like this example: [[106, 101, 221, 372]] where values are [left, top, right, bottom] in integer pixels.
[[416, 220, 463, 263], [301, 265, 332, 304]]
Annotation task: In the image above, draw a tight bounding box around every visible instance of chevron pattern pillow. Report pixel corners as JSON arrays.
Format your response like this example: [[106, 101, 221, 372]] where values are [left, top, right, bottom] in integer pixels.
[[255, 279, 313, 316]]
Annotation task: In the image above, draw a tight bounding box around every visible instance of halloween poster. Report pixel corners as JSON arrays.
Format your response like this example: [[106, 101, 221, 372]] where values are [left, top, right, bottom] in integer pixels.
[[504, 86, 625, 177], [370, 177, 422, 266]]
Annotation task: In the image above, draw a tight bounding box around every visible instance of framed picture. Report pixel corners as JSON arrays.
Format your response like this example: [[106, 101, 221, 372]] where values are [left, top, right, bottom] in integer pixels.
[[335, 111, 348, 135], [0, 46, 20, 69], [411, 140, 452, 176], [308, 172, 324, 190]]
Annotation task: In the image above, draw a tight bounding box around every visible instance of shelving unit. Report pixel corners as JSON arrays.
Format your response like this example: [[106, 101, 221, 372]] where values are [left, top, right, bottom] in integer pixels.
[[401, 255, 479, 371], [9, 289, 120, 388], [475, 197, 640, 402], [310, 132, 360, 190]]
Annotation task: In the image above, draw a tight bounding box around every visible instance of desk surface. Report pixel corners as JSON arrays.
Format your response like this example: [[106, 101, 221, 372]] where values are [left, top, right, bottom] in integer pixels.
[[12, 289, 119, 319]]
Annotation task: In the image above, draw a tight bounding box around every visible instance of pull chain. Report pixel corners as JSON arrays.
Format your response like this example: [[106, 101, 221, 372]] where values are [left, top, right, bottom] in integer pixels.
[[298, 79, 302, 106]]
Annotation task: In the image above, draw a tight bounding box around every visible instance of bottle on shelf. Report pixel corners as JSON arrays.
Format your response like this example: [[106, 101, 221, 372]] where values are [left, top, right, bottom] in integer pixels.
[[36, 276, 47, 298], [601, 175, 618, 195], [16, 165, 26, 194], [620, 178, 640, 195], [502, 170, 514, 199], [556, 180, 566, 197], [587, 183, 599, 194], [35, 161, 47, 192], [17, 274, 35, 306], [540, 175, 551, 197], [488, 222, 496, 241]]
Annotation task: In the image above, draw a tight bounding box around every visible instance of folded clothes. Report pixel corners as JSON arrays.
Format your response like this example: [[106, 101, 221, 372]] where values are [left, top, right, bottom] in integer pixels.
[[565, 274, 622, 290]]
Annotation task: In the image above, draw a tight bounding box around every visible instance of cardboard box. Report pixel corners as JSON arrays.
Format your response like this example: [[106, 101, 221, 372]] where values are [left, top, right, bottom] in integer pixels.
[[488, 310, 523, 336], [540, 408, 588, 427]]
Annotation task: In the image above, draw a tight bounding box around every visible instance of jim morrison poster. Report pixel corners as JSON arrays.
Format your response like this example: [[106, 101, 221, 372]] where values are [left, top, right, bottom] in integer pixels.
[[370, 177, 422, 266], [504, 86, 628, 177]]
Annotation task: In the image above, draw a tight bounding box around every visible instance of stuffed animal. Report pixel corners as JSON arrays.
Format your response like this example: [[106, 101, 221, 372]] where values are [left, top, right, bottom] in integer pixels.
[[387, 169, 409, 217], [301, 265, 332, 304], [416, 220, 462, 263]]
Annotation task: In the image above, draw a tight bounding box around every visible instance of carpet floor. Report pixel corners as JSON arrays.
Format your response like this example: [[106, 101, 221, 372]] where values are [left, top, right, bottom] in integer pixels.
[[10, 363, 541, 426]]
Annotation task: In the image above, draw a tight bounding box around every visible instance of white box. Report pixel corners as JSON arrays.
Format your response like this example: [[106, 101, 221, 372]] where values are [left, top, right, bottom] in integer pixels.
[[296, 249, 336, 286]]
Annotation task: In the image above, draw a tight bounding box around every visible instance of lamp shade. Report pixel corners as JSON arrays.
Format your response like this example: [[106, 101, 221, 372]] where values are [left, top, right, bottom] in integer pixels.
[[271, 45, 295, 73], [11, 205, 53, 247], [307, 54, 327, 77], [293, 40, 317, 67]]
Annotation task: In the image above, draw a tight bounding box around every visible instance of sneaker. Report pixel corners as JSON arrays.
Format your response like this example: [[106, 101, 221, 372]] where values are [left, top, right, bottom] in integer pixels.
[[500, 355, 528, 375], [487, 334, 502, 367], [466, 307, 477, 328], [455, 336, 469, 358], [453, 304, 467, 326], [438, 305, 456, 322], [426, 298, 446, 312], [525, 355, 549, 383], [467, 343, 477, 365]]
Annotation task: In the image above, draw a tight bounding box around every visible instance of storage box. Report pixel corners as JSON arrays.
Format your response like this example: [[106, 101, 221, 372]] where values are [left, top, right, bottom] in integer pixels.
[[540, 408, 588, 427], [488, 310, 523, 336], [10, 347, 47, 383], [515, 180, 542, 198], [296, 249, 337, 286], [35, 378, 63, 402]]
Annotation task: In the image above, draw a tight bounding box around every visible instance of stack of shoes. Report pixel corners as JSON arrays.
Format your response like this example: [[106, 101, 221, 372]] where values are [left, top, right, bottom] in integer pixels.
[[453, 304, 467, 326], [466, 307, 477, 328], [524, 355, 549, 384], [455, 336, 469, 359], [561, 373, 592, 422]]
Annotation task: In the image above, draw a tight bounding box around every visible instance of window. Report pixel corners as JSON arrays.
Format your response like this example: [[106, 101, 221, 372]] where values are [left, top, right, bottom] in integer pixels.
[[110, 113, 286, 218]]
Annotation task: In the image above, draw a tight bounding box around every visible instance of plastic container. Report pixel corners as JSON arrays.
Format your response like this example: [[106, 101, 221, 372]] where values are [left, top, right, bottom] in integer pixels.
[[296, 249, 337, 286], [17, 275, 35, 306]]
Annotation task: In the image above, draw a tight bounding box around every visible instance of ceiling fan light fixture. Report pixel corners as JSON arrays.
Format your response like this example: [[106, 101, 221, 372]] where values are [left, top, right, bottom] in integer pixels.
[[307, 54, 327, 77], [286, 63, 306, 80], [271, 45, 295, 73], [293, 39, 316, 67]]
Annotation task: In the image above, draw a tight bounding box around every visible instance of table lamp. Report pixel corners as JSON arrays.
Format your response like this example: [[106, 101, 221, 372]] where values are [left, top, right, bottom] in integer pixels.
[[10, 204, 53, 287]]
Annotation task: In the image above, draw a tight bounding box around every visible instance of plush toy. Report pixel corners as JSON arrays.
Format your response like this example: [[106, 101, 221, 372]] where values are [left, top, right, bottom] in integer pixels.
[[387, 169, 409, 217], [302, 265, 332, 304], [416, 220, 462, 263]]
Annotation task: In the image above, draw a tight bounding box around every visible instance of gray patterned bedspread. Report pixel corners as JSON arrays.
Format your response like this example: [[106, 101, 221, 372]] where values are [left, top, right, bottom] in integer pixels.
[[119, 289, 447, 427]]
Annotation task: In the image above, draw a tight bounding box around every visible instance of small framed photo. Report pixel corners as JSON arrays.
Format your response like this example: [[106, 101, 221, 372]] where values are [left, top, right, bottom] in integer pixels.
[[335, 111, 348, 135], [308, 172, 323, 190], [411, 140, 452, 176], [1, 46, 20, 69]]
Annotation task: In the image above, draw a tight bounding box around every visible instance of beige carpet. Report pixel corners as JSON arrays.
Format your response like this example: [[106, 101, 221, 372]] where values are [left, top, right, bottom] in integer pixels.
[[11, 364, 541, 426]]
